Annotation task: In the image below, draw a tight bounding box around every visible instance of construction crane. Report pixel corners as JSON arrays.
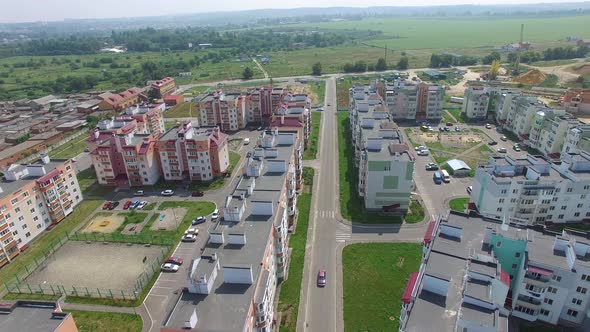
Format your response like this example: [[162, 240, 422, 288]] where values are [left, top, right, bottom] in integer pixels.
[[514, 24, 525, 75]]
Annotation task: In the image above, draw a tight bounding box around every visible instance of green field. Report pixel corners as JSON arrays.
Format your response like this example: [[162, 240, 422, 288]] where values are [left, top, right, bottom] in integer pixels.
[[163, 101, 199, 118], [343, 243, 422, 331], [68, 310, 142, 332], [48, 133, 90, 159], [303, 112, 321, 160]]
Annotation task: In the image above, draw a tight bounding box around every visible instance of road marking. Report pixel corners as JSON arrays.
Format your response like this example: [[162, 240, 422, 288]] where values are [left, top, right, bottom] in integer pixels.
[[151, 286, 174, 290]]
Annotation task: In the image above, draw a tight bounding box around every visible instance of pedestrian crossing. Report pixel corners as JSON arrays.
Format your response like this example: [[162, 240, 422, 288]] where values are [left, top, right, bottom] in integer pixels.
[[335, 223, 351, 243], [315, 210, 335, 219]]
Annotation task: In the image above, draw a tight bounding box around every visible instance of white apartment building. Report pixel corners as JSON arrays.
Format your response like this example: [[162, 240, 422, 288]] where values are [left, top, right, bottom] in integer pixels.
[[400, 211, 590, 331], [505, 96, 545, 138], [562, 125, 590, 155], [527, 109, 581, 157], [162, 130, 301, 332], [470, 153, 590, 225], [495, 89, 523, 125], [376, 79, 444, 121], [462, 86, 491, 119], [0, 157, 82, 269]]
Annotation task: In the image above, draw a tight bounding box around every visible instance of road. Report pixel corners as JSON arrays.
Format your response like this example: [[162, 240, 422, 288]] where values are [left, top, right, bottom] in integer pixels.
[[252, 58, 269, 79]]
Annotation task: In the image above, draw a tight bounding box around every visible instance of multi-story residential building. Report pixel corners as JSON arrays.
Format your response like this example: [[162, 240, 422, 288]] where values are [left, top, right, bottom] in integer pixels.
[[462, 86, 491, 119], [246, 87, 288, 126], [161, 129, 301, 332], [271, 106, 311, 149], [505, 96, 545, 139], [196, 92, 247, 132], [92, 133, 160, 187], [470, 153, 590, 225], [349, 84, 414, 213], [150, 77, 176, 98], [377, 79, 444, 121], [401, 211, 590, 331], [495, 89, 523, 125], [123, 103, 166, 139], [156, 122, 229, 182], [97, 87, 142, 111], [562, 125, 590, 155], [0, 157, 82, 268], [527, 110, 581, 157], [562, 88, 590, 115]]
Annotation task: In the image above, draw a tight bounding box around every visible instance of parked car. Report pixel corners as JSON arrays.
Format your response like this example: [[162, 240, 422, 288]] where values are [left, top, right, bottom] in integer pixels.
[[184, 227, 199, 236], [485, 124, 492, 129], [160, 263, 180, 272], [488, 141, 498, 146], [317, 270, 327, 287], [130, 200, 140, 209], [165, 257, 183, 266], [211, 209, 219, 220], [191, 191, 204, 197], [244, 138, 250, 145], [133, 190, 144, 196], [467, 186, 473, 194], [46, 224, 56, 231], [102, 201, 112, 210], [84, 147, 90, 152], [455, 127, 461, 132], [513, 144, 521, 152], [161, 189, 174, 196], [181, 234, 197, 242], [425, 163, 439, 171], [438, 127, 444, 132], [137, 201, 148, 209], [192, 216, 206, 225], [108, 201, 119, 210], [327, 103, 331, 106], [417, 149, 429, 156], [444, 127, 451, 132], [497, 147, 507, 153], [500, 136, 507, 141], [318, 108, 324, 112], [123, 200, 132, 210], [257, 126, 263, 131], [446, 122, 454, 126], [414, 145, 427, 151]]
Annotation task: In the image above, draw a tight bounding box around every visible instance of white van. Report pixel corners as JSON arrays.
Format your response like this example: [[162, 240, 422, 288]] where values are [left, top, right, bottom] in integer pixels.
[[441, 170, 450, 183], [244, 138, 250, 145]]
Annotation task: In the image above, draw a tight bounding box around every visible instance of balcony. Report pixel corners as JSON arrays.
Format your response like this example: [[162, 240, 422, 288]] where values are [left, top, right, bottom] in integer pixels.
[[517, 294, 542, 306]]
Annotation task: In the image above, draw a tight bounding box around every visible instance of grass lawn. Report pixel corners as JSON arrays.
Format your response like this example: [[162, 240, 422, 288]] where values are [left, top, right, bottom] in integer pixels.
[[115, 212, 148, 233], [343, 243, 422, 331], [309, 80, 326, 105], [546, 223, 590, 232], [164, 120, 180, 130], [337, 112, 402, 224], [278, 167, 314, 332], [68, 310, 142, 332], [142, 202, 158, 211], [446, 108, 465, 123], [337, 79, 353, 109], [48, 133, 90, 159], [77, 168, 97, 193], [3, 293, 61, 301], [303, 112, 321, 160], [163, 101, 198, 118], [0, 200, 102, 294], [449, 197, 470, 212]]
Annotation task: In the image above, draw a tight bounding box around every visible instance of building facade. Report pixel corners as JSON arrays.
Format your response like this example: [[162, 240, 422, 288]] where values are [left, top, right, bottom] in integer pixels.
[[377, 79, 444, 121], [562, 88, 590, 115], [470, 153, 590, 225], [97, 88, 142, 111], [156, 122, 229, 182], [462, 86, 491, 119], [150, 77, 176, 98], [562, 125, 590, 155], [0, 157, 82, 268], [196, 92, 247, 132]]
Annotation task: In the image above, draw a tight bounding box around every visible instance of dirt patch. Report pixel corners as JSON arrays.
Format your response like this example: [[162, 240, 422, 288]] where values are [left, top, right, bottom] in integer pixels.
[[82, 214, 125, 234], [572, 64, 590, 76], [512, 69, 546, 85], [150, 208, 187, 231]]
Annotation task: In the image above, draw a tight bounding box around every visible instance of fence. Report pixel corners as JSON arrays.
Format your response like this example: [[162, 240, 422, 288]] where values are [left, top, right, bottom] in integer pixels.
[[68, 231, 175, 247], [3, 235, 170, 301]]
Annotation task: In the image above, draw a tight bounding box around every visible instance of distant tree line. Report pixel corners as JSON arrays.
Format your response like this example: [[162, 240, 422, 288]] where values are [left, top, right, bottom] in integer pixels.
[[429, 53, 478, 68]]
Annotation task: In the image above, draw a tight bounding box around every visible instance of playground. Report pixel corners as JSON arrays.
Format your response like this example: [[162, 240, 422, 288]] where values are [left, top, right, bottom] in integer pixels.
[[150, 208, 187, 231], [81, 213, 125, 234]]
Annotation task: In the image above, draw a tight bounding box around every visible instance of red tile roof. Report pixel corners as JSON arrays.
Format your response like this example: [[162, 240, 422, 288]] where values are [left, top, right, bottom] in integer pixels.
[[402, 272, 419, 304]]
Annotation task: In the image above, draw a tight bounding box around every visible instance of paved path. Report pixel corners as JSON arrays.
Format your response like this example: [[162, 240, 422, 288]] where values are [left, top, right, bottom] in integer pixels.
[[252, 58, 269, 79]]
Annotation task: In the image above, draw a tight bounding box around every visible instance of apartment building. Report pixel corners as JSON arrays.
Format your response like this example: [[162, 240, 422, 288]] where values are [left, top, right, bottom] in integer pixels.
[[528, 110, 581, 157], [495, 90, 523, 125], [0, 157, 81, 268], [271, 106, 311, 149], [505, 96, 545, 139], [0, 301, 79, 332], [562, 125, 590, 155], [247, 87, 288, 126], [150, 77, 176, 98], [161, 130, 301, 332], [400, 211, 590, 331], [196, 92, 247, 132], [462, 86, 491, 119], [470, 153, 590, 225], [350, 84, 414, 213], [562, 88, 590, 115], [92, 133, 160, 187], [377, 79, 444, 121], [123, 103, 166, 139], [156, 122, 229, 182], [97, 87, 142, 111]]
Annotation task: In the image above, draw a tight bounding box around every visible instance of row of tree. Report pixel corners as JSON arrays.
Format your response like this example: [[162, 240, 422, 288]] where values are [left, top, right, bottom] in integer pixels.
[[429, 53, 478, 68]]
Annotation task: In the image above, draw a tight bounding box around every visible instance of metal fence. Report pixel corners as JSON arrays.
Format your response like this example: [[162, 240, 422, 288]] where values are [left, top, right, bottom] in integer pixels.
[[68, 231, 175, 247], [3, 235, 170, 301]]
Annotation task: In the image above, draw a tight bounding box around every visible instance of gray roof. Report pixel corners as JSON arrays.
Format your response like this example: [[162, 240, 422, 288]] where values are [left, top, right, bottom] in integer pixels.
[[0, 301, 71, 332], [0, 160, 66, 200], [447, 159, 471, 171]]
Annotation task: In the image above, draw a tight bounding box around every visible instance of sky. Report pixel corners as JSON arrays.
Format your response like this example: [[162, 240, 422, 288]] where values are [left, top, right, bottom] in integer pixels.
[[0, 0, 588, 23]]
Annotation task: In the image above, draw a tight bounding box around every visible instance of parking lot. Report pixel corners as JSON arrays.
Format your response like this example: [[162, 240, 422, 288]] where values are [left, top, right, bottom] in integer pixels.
[[24, 241, 166, 291]]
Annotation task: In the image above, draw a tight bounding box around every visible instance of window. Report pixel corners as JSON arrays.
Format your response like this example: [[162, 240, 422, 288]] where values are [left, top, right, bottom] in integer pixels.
[[548, 287, 557, 294], [577, 204, 583, 208], [544, 298, 554, 305], [512, 263, 517, 269], [572, 298, 582, 305], [515, 252, 521, 258], [14, 207, 20, 213], [497, 207, 503, 212], [25, 232, 31, 238], [582, 274, 590, 282], [575, 212, 580, 217], [499, 198, 505, 203], [576, 286, 587, 294], [549, 206, 555, 211], [561, 206, 567, 210], [511, 198, 517, 203], [513, 189, 518, 194], [10, 198, 17, 205], [18, 216, 24, 222], [501, 189, 507, 194], [26, 200, 32, 205], [540, 309, 550, 316], [36, 224, 42, 229], [558, 214, 564, 219], [567, 309, 578, 318]]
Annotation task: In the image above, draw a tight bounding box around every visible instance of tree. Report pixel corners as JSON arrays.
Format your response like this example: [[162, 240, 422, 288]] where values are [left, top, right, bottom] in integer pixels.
[[312, 62, 322, 76], [375, 58, 387, 71], [482, 51, 501, 65], [397, 56, 409, 70], [242, 67, 254, 80], [490, 60, 501, 80]]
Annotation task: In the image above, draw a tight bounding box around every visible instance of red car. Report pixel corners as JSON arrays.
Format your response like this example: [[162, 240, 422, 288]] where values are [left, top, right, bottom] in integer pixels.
[[123, 200, 133, 209], [191, 191, 204, 197], [165, 257, 183, 265], [102, 201, 111, 210]]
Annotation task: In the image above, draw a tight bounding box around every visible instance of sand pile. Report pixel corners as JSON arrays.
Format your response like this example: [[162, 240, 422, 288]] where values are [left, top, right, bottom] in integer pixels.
[[512, 69, 546, 85]]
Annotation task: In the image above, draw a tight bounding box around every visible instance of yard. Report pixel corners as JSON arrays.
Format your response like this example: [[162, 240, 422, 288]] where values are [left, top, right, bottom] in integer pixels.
[[278, 167, 314, 332], [68, 310, 142, 332], [449, 197, 470, 212], [303, 112, 321, 160], [0, 200, 102, 294], [343, 243, 422, 331], [48, 133, 90, 159], [163, 101, 198, 118]]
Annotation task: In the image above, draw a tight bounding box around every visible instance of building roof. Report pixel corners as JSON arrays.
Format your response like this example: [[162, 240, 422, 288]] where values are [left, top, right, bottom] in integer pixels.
[[447, 159, 471, 171], [0, 301, 72, 332], [0, 160, 68, 200]]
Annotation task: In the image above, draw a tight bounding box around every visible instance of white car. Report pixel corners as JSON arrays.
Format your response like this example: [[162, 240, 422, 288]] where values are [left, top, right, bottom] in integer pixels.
[[137, 201, 148, 209], [160, 263, 179, 272], [185, 227, 199, 236], [497, 148, 507, 153], [211, 209, 219, 220], [414, 145, 427, 151], [417, 149, 429, 156], [182, 234, 197, 242], [244, 138, 250, 145], [467, 186, 473, 194], [485, 124, 492, 129], [161, 189, 174, 196]]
